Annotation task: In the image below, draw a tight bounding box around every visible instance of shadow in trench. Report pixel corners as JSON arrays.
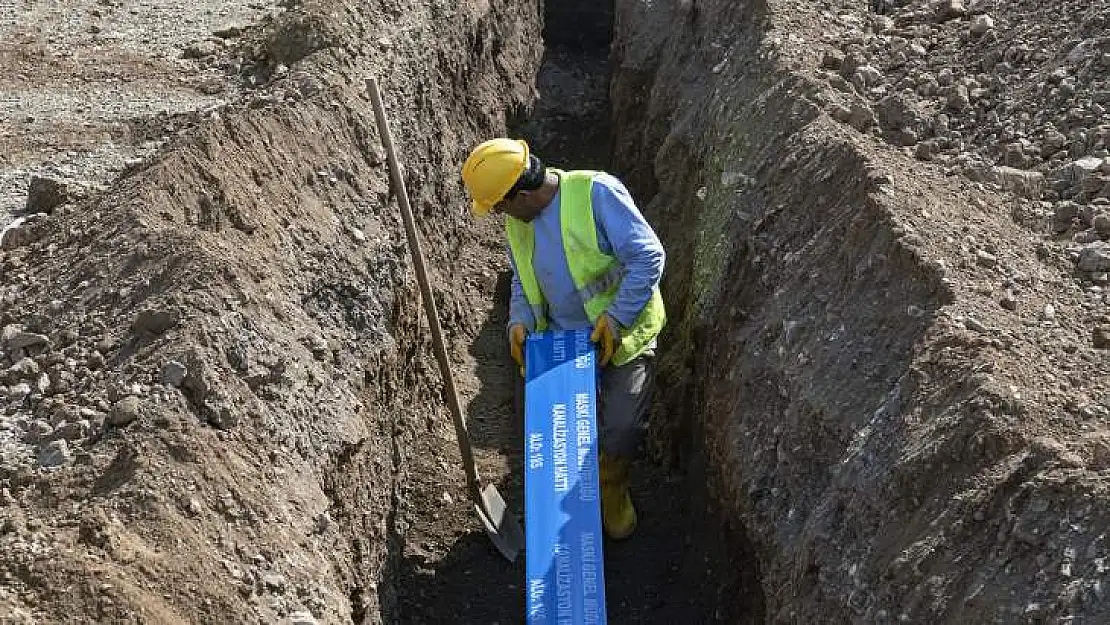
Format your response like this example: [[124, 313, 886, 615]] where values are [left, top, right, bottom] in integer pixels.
[[388, 242, 764, 624], [390, 269, 527, 624], [514, 46, 614, 172], [390, 397, 764, 623]]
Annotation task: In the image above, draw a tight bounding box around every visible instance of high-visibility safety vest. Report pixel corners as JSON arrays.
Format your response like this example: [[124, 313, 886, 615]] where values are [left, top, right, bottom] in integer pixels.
[[506, 169, 666, 367]]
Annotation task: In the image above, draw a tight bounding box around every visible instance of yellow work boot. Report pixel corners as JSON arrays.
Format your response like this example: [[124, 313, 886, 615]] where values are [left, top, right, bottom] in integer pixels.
[[598, 454, 637, 540]]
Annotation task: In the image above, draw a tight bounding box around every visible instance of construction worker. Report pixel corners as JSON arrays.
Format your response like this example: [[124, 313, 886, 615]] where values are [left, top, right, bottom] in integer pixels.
[[461, 138, 666, 540]]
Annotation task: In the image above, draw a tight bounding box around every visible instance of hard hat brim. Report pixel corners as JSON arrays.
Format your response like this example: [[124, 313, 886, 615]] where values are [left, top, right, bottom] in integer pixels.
[[471, 198, 494, 218]]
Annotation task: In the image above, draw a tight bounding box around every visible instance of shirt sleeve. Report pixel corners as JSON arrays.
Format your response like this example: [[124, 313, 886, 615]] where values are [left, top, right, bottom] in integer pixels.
[[507, 245, 537, 331], [591, 174, 665, 328]]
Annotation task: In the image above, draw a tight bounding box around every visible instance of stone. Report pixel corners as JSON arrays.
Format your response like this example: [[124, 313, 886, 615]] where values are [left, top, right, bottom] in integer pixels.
[[970, 15, 994, 36], [874, 94, 915, 131], [38, 439, 72, 468], [225, 342, 248, 372], [53, 420, 91, 441], [10, 357, 41, 380], [213, 25, 245, 39], [1095, 326, 1110, 349], [821, 49, 844, 70], [1075, 229, 1102, 245], [9, 383, 31, 400], [721, 171, 753, 187], [1054, 202, 1080, 232], [22, 419, 53, 443], [1003, 143, 1026, 169], [1052, 157, 1104, 188], [872, 15, 894, 33], [1, 324, 22, 343], [1083, 174, 1110, 194], [852, 65, 883, 90], [947, 85, 971, 111], [849, 103, 878, 130], [830, 104, 852, 123], [6, 332, 50, 352], [976, 250, 998, 267], [936, 0, 967, 20], [992, 167, 1045, 199], [132, 308, 180, 336], [309, 336, 329, 360], [838, 48, 867, 79], [916, 140, 939, 161], [203, 400, 239, 429], [964, 316, 989, 333], [24, 176, 69, 214], [196, 78, 225, 95], [161, 361, 188, 387], [289, 612, 318, 625], [182, 39, 220, 59], [1094, 214, 1110, 235], [109, 397, 141, 426], [1078, 244, 1110, 272], [1043, 130, 1068, 155], [47, 372, 71, 396], [262, 574, 287, 592]]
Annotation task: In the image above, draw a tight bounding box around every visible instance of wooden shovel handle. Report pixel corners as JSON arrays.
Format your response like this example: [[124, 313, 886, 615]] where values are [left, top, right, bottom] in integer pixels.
[[367, 78, 484, 506]]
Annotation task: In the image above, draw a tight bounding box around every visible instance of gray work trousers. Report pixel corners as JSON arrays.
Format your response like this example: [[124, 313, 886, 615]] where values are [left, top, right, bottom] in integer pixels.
[[598, 353, 655, 459]]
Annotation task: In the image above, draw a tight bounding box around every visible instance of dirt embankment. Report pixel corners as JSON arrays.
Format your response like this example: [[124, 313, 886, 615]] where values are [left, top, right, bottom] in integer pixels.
[[611, 0, 1110, 622], [0, 0, 287, 220], [0, 1, 540, 623]]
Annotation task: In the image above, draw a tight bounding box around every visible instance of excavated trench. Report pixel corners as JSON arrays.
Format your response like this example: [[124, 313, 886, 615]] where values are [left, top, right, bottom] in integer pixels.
[[9, 0, 1109, 623], [386, 2, 763, 623]]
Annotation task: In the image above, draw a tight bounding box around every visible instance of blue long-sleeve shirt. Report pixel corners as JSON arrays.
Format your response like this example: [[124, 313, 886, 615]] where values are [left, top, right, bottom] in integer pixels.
[[508, 172, 664, 332]]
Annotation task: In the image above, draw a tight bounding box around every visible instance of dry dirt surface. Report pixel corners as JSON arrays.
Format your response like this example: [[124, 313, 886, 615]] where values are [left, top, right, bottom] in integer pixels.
[[3, 0, 1110, 623], [0, 0, 285, 220], [0, 0, 545, 622]]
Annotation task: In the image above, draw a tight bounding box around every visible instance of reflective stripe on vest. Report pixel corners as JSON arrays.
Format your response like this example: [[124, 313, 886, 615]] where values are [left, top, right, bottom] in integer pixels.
[[506, 169, 666, 366]]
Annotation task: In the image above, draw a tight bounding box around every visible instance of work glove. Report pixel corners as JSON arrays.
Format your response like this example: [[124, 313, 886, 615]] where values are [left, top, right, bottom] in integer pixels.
[[590, 313, 621, 367], [509, 323, 527, 375]]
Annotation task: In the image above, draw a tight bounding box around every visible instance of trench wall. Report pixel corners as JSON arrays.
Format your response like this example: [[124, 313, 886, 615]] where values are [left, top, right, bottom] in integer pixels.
[[609, 0, 1110, 622]]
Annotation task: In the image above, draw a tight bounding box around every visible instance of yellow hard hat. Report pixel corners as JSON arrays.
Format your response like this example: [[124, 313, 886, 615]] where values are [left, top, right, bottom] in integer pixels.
[[461, 138, 529, 217]]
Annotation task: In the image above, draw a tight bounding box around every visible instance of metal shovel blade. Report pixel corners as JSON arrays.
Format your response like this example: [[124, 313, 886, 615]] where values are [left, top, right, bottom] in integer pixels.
[[476, 483, 525, 562]]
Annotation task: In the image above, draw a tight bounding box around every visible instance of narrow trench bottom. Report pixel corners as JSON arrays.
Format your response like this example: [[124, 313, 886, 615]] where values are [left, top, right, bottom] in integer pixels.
[[389, 32, 764, 625]]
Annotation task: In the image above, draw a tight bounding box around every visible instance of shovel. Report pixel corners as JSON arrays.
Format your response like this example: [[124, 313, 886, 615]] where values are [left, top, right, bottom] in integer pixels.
[[368, 77, 525, 562]]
